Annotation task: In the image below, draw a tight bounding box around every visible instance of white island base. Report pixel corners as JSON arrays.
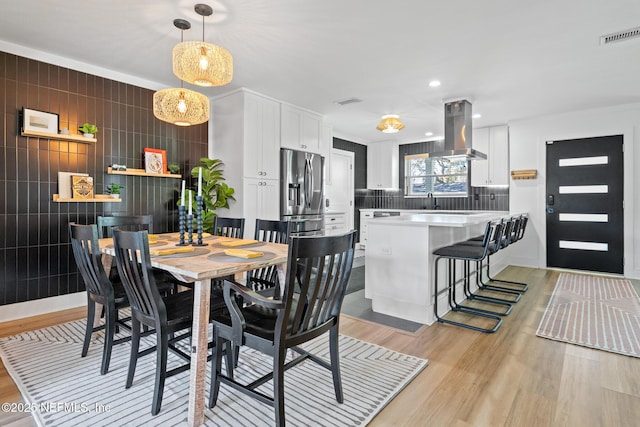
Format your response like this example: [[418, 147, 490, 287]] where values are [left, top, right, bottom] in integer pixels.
[[364, 212, 509, 325]]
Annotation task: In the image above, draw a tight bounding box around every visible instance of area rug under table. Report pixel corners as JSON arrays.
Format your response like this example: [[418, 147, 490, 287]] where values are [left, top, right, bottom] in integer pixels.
[[536, 272, 640, 358], [0, 319, 427, 426]]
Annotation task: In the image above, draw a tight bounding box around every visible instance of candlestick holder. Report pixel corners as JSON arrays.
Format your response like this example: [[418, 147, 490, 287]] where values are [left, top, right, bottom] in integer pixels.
[[186, 213, 194, 244], [176, 205, 188, 246], [193, 195, 207, 246]]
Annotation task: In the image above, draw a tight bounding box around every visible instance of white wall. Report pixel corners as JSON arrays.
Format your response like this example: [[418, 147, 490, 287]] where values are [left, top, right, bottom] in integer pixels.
[[507, 102, 640, 279]]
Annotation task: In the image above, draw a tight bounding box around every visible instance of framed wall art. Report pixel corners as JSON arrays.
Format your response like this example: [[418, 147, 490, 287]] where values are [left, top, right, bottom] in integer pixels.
[[143, 147, 167, 174], [22, 107, 59, 134]]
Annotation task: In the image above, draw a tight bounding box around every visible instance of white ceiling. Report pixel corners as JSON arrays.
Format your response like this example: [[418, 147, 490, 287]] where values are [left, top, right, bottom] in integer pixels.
[[1, 0, 639, 144]]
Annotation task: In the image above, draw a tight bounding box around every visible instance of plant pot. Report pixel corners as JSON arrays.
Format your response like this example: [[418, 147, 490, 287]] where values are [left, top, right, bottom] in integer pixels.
[[109, 194, 120, 199], [83, 133, 94, 139]]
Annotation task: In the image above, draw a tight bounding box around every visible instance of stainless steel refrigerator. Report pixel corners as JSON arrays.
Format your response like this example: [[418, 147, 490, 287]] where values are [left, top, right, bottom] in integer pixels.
[[280, 148, 325, 235]]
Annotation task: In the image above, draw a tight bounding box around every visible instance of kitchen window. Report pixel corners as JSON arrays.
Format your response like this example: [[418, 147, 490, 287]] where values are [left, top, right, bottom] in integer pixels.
[[404, 154, 469, 197]]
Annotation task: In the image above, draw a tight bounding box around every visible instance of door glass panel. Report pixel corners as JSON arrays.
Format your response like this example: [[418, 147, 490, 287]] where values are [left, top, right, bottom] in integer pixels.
[[558, 156, 608, 167], [558, 185, 608, 194], [558, 213, 608, 222], [559, 240, 609, 251]]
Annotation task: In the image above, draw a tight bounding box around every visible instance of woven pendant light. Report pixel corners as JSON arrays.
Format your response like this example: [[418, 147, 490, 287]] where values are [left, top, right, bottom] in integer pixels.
[[376, 114, 405, 133], [172, 4, 233, 87]]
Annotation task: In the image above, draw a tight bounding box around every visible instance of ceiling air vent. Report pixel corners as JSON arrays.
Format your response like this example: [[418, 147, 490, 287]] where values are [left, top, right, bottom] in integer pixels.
[[600, 26, 640, 45], [334, 97, 363, 106]]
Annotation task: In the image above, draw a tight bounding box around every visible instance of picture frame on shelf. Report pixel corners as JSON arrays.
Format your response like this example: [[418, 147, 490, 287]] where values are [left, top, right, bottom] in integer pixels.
[[143, 148, 167, 174], [21, 108, 59, 134]]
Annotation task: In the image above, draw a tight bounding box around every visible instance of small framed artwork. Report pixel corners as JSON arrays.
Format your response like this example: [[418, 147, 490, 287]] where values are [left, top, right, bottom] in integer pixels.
[[22, 108, 59, 134], [144, 148, 167, 174]]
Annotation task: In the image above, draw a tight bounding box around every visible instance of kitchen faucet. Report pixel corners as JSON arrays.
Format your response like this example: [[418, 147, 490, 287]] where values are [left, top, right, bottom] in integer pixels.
[[427, 192, 439, 210]]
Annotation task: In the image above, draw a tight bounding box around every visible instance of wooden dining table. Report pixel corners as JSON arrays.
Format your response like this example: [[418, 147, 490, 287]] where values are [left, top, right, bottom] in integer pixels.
[[99, 232, 289, 427]]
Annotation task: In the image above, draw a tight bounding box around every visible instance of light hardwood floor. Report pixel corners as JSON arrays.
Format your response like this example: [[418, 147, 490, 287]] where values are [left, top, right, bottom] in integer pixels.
[[1, 266, 639, 426]]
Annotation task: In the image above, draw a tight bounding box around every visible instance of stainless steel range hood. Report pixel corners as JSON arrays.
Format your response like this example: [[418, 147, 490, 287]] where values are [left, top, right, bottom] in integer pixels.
[[425, 99, 487, 160]]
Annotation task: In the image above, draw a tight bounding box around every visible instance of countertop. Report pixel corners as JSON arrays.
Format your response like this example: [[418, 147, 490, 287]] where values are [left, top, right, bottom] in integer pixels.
[[365, 211, 511, 227]]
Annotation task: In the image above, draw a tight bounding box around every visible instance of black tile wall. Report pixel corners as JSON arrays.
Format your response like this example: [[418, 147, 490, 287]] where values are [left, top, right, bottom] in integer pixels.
[[333, 138, 510, 241], [0, 52, 208, 306]]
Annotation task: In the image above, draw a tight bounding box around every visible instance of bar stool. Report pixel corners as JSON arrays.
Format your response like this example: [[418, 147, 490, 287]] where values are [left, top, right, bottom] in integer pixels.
[[433, 221, 504, 333], [483, 215, 529, 292], [458, 217, 522, 303]]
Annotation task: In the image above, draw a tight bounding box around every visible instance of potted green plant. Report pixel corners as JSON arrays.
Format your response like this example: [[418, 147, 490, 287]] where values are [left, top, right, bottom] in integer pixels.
[[177, 158, 235, 232], [168, 163, 180, 174], [106, 183, 124, 199], [79, 123, 98, 138]]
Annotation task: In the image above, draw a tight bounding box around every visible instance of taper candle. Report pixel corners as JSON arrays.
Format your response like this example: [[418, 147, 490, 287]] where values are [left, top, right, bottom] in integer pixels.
[[188, 195, 192, 215], [197, 167, 202, 197], [181, 180, 186, 206]]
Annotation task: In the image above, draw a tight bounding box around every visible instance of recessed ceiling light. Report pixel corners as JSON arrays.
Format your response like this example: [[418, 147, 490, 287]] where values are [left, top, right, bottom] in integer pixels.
[[428, 80, 441, 88], [472, 113, 482, 119], [425, 131, 433, 136]]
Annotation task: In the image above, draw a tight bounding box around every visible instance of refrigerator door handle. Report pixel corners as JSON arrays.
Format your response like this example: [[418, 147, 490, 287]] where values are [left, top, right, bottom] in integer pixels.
[[304, 158, 312, 208]]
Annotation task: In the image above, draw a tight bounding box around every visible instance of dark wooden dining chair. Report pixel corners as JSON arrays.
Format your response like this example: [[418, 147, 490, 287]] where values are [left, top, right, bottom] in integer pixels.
[[208, 230, 357, 426], [69, 222, 132, 375], [212, 216, 245, 239], [246, 219, 291, 296], [111, 228, 229, 415], [98, 214, 182, 293]]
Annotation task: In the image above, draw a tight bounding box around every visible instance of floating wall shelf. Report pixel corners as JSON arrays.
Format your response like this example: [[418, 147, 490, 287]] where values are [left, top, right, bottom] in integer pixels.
[[22, 130, 97, 144], [53, 194, 121, 203], [107, 167, 182, 179], [511, 169, 538, 180]]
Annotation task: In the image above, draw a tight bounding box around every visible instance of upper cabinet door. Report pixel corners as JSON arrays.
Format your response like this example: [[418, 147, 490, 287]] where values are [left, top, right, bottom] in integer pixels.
[[280, 104, 321, 153], [471, 125, 509, 187], [367, 142, 398, 189], [244, 93, 280, 180]]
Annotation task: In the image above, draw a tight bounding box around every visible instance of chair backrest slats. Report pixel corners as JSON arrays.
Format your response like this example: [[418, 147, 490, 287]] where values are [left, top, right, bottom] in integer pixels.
[[213, 217, 245, 239], [247, 219, 291, 292], [112, 229, 167, 324], [281, 231, 356, 341], [97, 215, 154, 239], [69, 223, 113, 300]]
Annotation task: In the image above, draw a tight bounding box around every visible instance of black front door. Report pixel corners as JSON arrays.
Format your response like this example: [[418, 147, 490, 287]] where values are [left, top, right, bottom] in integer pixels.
[[546, 135, 624, 274]]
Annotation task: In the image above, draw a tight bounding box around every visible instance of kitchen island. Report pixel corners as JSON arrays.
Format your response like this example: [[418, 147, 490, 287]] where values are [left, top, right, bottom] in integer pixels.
[[364, 211, 510, 325]]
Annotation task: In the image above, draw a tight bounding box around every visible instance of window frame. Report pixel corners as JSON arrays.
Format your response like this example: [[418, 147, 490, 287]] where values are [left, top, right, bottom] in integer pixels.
[[404, 153, 470, 198]]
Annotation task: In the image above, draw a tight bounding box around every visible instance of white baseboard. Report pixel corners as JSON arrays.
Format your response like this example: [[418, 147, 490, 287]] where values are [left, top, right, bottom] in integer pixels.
[[0, 292, 86, 323]]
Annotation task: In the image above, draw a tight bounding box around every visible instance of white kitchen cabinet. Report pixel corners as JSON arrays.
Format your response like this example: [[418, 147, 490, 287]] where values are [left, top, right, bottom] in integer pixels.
[[367, 142, 399, 189], [211, 89, 281, 235], [321, 122, 334, 184], [242, 178, 280, 239], [471, 125, 509, 186], [359, 210, 374, 248], [280, 103, 322, 153], [324, 212, 347, 235], [211, 89, 280, 183]]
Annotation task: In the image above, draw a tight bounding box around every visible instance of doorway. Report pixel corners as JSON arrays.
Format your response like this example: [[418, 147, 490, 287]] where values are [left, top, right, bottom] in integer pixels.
[[545, 135, 624, 274], [325, 149, 355, 232]]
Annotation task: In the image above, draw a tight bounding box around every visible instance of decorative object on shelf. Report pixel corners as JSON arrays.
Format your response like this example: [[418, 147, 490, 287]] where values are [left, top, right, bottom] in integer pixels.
[[60, 128, 70, 135], [172, 4, 233, 87], [143, 148, 167, 174], [376, 114, 405, 133], [78, 123, 98, 139], [72, 175, 94, 199], [111, 164, 127, 171], [511, 169, 538, 180], [58, 171, 88, 199], [168, 163, 180, 174], [106, 183, 124, 199], [153, 18, 210, 126], [21, 108, 59, 134], [189, 157, 235, 233]]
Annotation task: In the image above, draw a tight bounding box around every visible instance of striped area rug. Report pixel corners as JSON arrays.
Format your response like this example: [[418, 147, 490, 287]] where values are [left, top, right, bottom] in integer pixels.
[[0, 319, 427, 426], [536, 273, 640, 358]]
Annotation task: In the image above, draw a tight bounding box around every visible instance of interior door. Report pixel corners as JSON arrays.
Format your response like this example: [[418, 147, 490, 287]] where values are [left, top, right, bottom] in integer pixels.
[[325, 149, 354, 231], [546, 135, 624, 274]]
